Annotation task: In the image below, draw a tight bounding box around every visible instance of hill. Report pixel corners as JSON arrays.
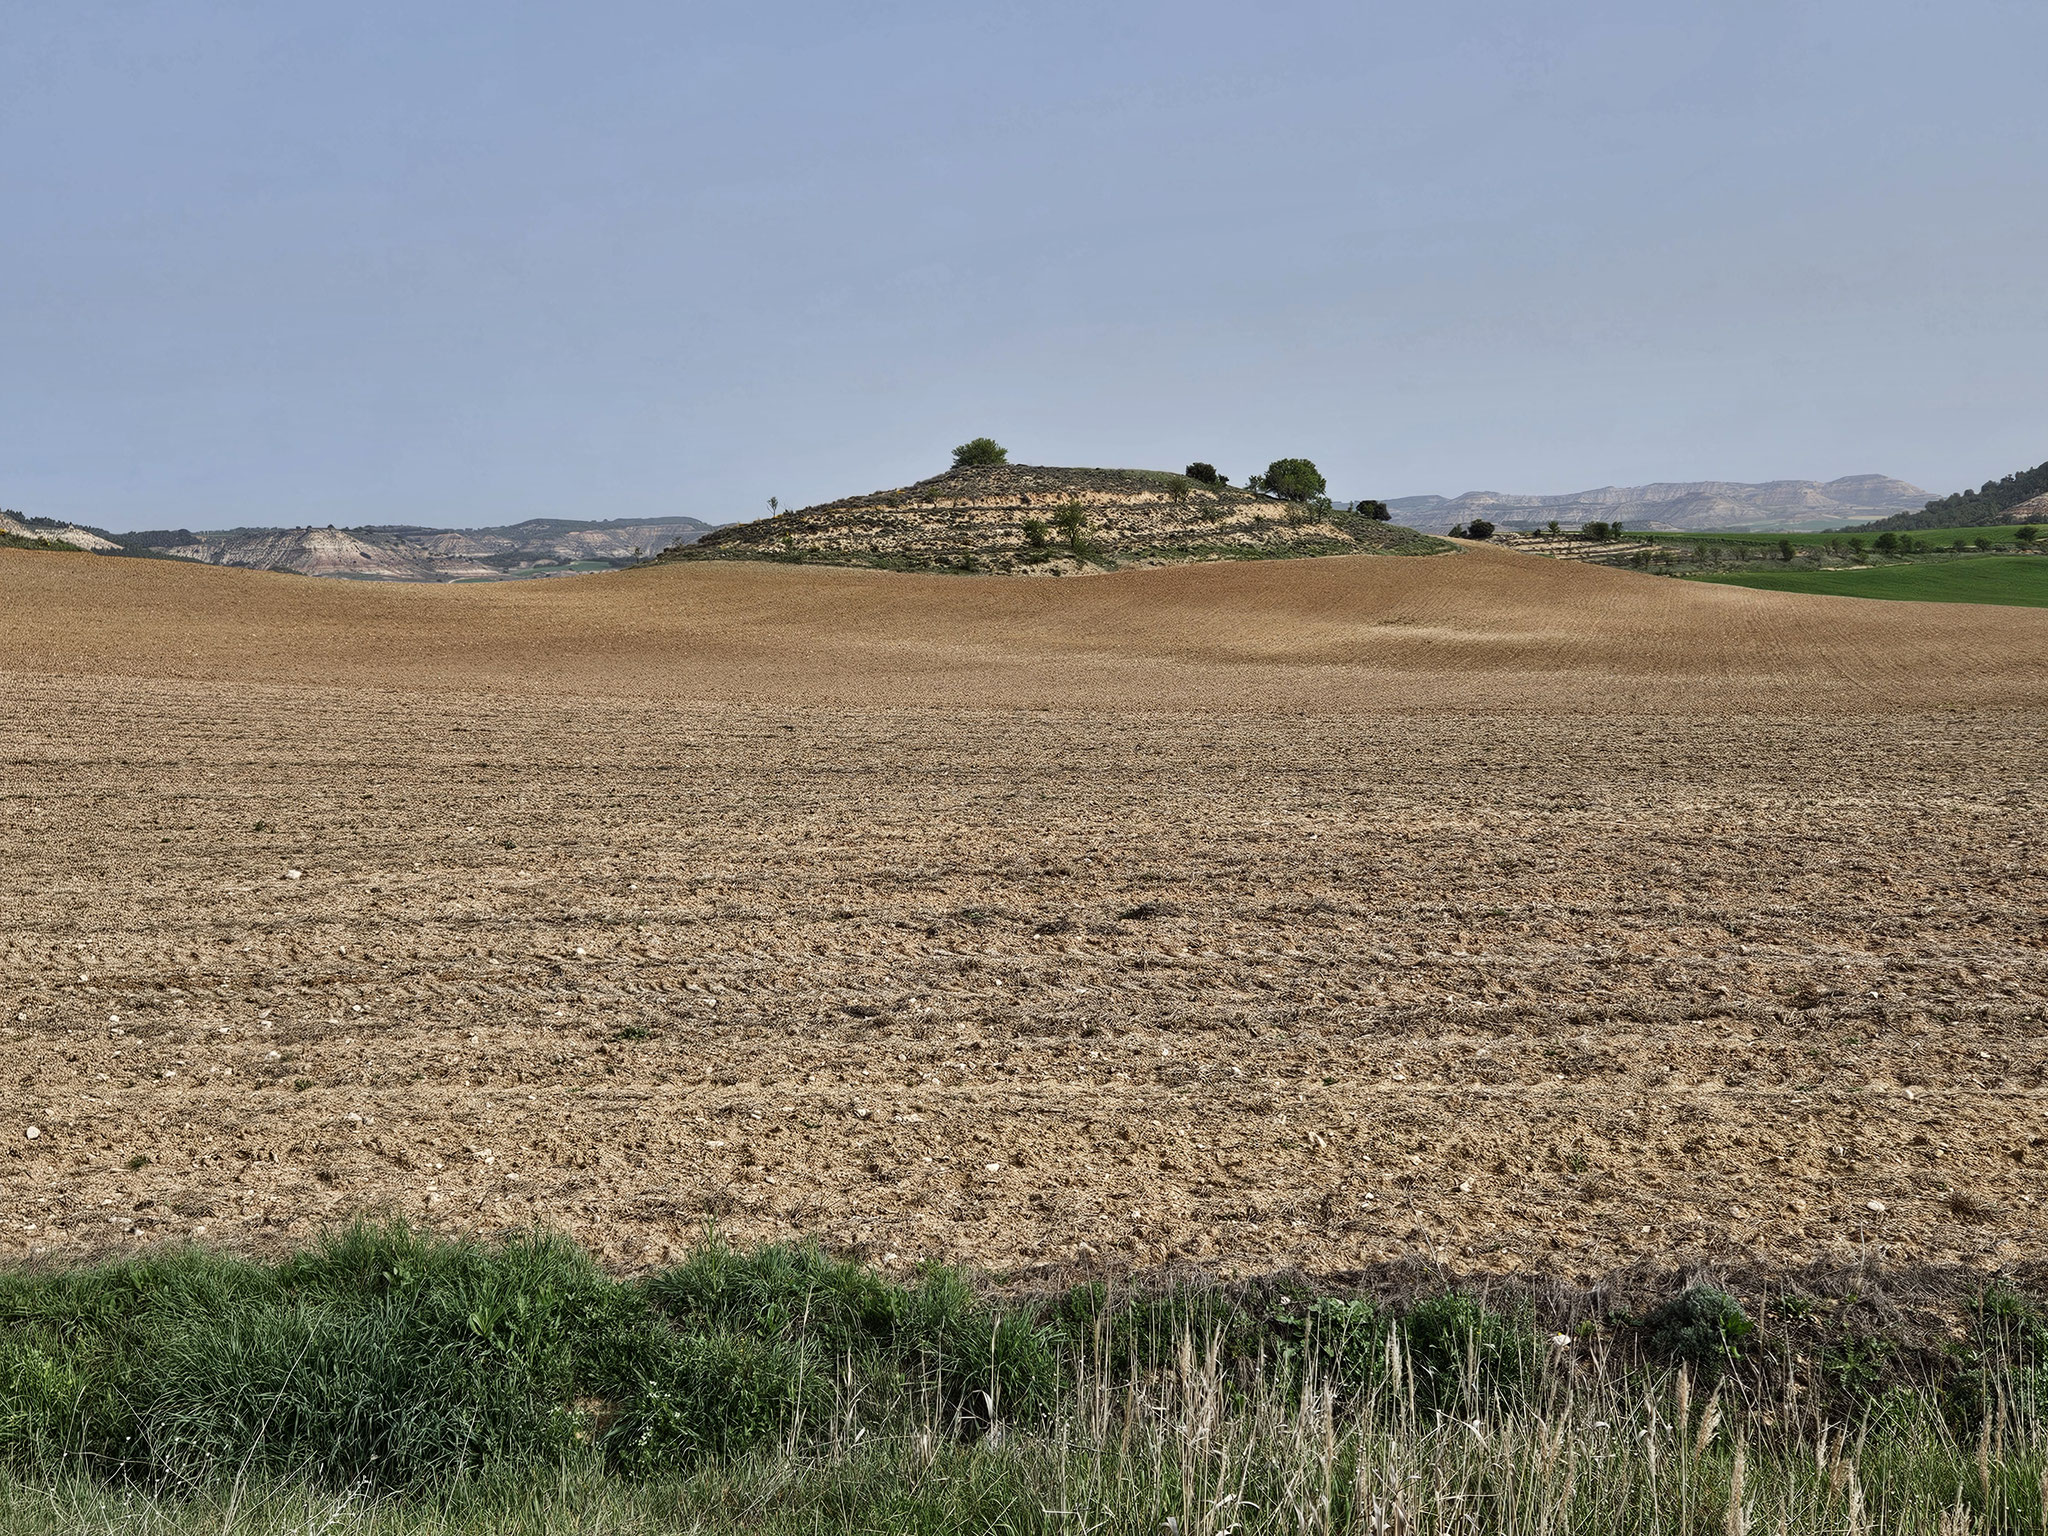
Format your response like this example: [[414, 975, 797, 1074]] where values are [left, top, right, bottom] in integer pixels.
[[672, 463, 1441, 574], [0, 508, 123, 552], [1853, 460, 2048, 532], [1389, 475, 1927, 534], [97, 515, 718, 580]]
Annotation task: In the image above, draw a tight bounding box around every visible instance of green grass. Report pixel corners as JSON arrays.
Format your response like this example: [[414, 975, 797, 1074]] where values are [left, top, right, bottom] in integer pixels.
[[1638, 524, 2038, 550], [1685, 555, 2048, 607], [3, 1226, 2046, 1533]]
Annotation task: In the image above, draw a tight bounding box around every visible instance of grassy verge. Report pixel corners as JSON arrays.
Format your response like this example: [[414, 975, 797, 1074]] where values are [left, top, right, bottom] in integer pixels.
[[1685, 556, 2048, 607], [3, 1225, 2045, 1532]]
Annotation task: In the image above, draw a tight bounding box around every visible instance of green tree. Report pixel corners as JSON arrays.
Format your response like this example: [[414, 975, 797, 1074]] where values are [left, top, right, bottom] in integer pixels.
[[1022, 518, 1048, 549], [1466, 519, 1496, 540], [1875, 531, 1900, 554], [952, 438, 1008, 468], [1583, 521, 1610, 541], [1262, 458, 1327, 502], [1778, 539, 1795, 561], [1053, 502, 1087, 551], [1184, 462, 1220, 484], [2018, 525, 2039, 544], [1353, 499, 1391, 521]]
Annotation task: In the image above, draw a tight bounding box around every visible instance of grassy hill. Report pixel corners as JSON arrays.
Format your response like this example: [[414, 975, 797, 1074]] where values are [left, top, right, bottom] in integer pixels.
[[669, 463, 1443, 575], [1854, 456, 2048, 532]]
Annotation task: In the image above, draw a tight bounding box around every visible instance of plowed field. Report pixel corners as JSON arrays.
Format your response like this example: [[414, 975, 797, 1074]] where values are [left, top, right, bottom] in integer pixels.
[[4, 546, 2045, 1281]]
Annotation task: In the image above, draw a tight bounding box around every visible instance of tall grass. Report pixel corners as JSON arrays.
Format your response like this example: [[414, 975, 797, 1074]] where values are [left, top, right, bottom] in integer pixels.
[[2, 1224, 2044, 1532]]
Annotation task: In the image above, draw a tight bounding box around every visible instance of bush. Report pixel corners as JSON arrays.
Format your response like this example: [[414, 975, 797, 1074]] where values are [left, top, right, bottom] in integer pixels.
[[1640, 1286, 1753, 1381], [1779, 539, 1795, 561], [1184, 462, 1219, 485], [2019, 525, 2039, 544], [1353, 500, 1391, 521], [1583, 521, 1610, 541], [1052, 503, 1087, 551], [1465, 519, 1495, 540], [1021, 519, 1047, 549], [1261, 459, 1326, 502], [1875, 531, 1900, 554], [951, 438, 1008, 469]]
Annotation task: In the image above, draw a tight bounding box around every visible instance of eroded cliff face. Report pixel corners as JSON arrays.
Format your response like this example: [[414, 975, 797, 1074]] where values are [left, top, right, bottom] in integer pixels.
[[137, 517, 716, 580], [680, 464, 1441, 574]]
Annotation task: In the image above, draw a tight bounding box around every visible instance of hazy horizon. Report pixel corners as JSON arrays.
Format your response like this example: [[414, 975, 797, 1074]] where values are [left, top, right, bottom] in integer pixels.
[[5, 1, 2045, 534]]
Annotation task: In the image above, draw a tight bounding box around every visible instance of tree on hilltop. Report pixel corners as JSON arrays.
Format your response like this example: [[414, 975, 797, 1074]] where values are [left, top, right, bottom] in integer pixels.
[[952, 438, 1008, 468], [1262, 459, 1326, 502], [1185, 462, 1221, 484]]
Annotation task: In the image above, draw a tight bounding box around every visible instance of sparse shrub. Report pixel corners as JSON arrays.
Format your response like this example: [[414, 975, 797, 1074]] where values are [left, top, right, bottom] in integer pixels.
[[1355, 499, 1391, 521], [1641, 1286, 1753, 1380], [1465, 518, 1496, 541], [1022, 518, 1048, 549], [1262, 458, 1327, 502], [951, 438, 1008, 469], [1448, 523, 1468, 539], [2019, 524, 2039, 543], [1184, 462, 1219, 484], [1399, 1292, 1536, 1416]]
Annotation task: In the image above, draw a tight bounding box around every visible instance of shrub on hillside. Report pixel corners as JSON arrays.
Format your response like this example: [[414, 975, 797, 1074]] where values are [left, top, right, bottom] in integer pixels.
[[951, 438, 1008, 469], [1465, 519, 1496, 540], [1262, 458, 1327, 502], [1022, 518, 1048, 549], [1354, 500, 1392, 521], [1184, 462, 1220, 484]]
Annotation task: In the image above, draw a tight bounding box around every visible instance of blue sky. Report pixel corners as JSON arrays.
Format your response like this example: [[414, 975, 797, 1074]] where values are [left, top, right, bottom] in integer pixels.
[[4, 1, 2045, 531]]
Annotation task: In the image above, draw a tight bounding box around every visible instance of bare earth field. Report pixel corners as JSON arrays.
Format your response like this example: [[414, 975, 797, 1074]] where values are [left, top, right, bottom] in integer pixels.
[[3, 546, 2045, 1284]]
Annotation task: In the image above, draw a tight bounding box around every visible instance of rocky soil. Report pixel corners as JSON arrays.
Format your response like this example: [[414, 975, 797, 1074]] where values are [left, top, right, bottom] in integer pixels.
[[5, 675, 2043, 1283]]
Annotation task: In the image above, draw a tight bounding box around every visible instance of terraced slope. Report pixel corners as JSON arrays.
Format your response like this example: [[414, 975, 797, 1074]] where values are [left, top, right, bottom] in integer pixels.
[[676, 464, 1441, 574]]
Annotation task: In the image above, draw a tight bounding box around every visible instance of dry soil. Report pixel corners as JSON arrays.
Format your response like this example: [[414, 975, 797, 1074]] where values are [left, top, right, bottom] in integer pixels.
[[3, 546, 2044, 1283]]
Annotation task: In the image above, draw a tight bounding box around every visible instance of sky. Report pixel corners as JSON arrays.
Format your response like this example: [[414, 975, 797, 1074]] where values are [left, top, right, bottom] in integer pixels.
[[4, 1, 2046, 532]]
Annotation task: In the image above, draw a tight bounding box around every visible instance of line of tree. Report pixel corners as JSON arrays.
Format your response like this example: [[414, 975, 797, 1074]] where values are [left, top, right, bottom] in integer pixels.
[[1853, 456, 2048, 532]]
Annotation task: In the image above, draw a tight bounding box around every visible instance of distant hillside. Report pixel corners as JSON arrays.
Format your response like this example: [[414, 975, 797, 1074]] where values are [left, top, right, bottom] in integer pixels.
[[0, 509, 124, 553], [1853, 458, 2048, 532], [101, 515, 718, 581], [671, 464, 1441, 576], [1389, 476, 1928, 534]]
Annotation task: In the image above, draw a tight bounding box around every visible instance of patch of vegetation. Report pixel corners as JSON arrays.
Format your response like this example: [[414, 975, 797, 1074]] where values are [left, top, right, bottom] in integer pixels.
[[1184, 461, 1223, 485], [1256, 458, 1326, 502], [949, 437, 1008, 469], [1637, 1286, 1754, 1380], [1858, 456, 2048, 532], [1685, 556, 2048, 608], [3, 1230, 2047, 1533]]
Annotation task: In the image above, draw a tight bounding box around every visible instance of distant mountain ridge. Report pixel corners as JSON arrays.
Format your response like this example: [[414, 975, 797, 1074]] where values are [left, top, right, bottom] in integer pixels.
[[1387, 475, 1928, 534], [5, 514, 720, 581]]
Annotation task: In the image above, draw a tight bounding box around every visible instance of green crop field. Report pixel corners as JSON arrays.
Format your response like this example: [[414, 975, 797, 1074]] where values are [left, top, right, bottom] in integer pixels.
[[1686, 555, 2048, 607], [1639, 524, 2039, 550]]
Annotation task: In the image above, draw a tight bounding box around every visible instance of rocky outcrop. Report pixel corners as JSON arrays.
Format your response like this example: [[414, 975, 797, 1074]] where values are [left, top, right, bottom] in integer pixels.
[[0, 511, 122, 552], [125, 516, 718, 581], [1390, 476, 1929, 534], [673, 465, 1442, 575]]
